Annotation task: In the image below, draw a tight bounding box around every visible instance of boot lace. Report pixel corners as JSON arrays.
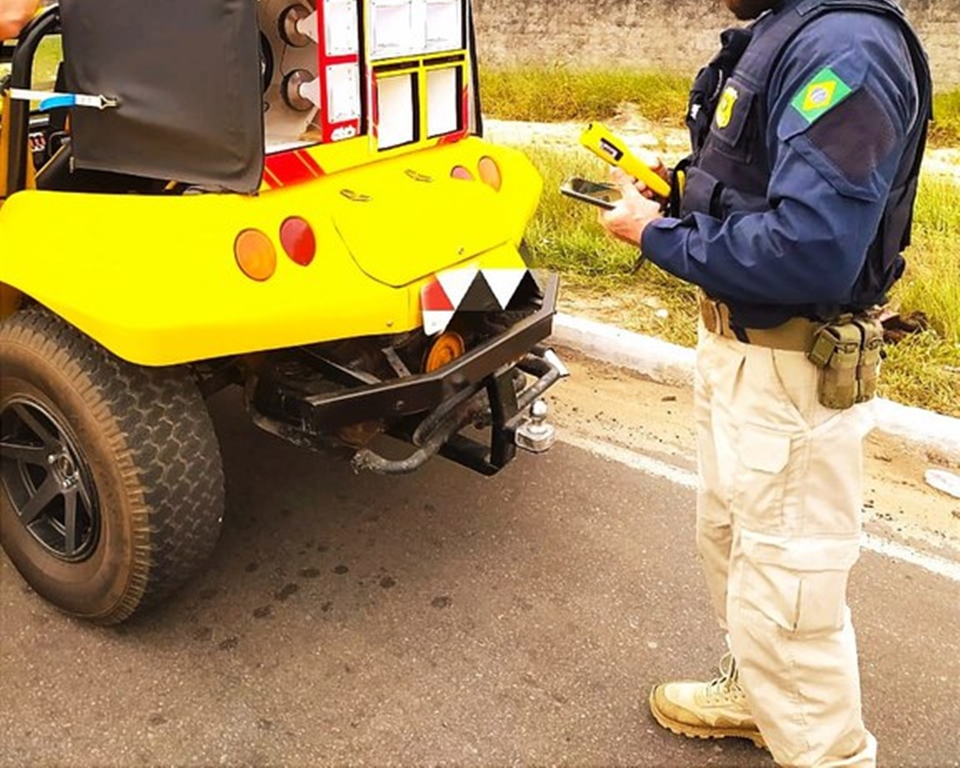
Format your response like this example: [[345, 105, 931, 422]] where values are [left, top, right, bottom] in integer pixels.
[[703, 652, 748, 706]]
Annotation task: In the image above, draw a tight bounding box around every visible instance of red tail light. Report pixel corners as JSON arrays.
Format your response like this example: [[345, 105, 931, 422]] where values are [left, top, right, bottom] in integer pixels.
[[280, 217, 316, 266]]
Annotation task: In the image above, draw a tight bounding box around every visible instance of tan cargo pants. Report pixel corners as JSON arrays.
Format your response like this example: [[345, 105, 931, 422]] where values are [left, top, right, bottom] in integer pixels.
[[695, 324, 878, 767]]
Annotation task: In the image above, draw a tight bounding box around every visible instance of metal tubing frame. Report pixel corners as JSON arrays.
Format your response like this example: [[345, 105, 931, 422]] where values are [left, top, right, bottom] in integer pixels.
[[3, 6, 60, 196]]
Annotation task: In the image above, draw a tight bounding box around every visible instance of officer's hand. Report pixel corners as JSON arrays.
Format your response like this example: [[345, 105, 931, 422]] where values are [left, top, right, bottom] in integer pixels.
[[609, 161, 669, 202], [599, 176, 663, 247]]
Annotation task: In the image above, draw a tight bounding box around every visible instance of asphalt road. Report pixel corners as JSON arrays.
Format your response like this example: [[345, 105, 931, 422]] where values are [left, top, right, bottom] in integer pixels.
[[1, 389, 958, 767]]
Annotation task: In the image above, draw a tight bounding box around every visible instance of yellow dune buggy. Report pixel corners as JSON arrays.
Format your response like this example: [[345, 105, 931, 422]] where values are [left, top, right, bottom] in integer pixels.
[[0, 0, 562, 623]]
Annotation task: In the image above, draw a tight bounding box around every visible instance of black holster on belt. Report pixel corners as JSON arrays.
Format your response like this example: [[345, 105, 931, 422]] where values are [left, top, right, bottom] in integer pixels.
[[807, 315, 885, 409]]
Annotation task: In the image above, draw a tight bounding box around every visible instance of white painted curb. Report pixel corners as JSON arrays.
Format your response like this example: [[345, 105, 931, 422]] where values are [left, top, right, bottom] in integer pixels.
[[551, 313, 960, 460]]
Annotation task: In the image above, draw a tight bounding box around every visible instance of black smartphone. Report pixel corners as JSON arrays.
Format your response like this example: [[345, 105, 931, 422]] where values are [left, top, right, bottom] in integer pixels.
[[559, 177, 623, 210]]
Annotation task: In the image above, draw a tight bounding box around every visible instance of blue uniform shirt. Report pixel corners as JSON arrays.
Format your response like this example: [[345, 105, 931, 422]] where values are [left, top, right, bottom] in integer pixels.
[[641, 7, 920, 316]]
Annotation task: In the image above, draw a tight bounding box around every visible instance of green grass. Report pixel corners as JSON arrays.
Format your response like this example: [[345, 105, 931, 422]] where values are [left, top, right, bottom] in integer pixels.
[[897, 175, 960, 345], [481, 67, 960, 149], [876, 331, 960, 417], [481, 67, 691, 128], [518, 143, 960, 417], [882, 175, 960, 416], [931, 90, 960, 148]]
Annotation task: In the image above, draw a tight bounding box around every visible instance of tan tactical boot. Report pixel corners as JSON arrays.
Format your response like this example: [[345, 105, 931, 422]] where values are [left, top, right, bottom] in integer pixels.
[[649, 653, 767, 749]]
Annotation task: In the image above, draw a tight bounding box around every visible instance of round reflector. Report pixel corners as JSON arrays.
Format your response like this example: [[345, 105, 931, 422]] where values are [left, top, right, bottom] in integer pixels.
[[280, 216, 316, 266], [234, 229, 277, 281], [425, 332, 466, 372], [451, 166, 474, 181], [478, 156, 502, 191]]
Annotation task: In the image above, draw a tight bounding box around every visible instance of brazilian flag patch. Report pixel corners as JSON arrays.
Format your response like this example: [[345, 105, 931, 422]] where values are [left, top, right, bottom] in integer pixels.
[[791, 67, 853, 125]]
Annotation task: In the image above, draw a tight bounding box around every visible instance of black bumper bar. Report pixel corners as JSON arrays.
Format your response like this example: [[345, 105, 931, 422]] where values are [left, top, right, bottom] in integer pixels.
[[251, 272, 561, 475]]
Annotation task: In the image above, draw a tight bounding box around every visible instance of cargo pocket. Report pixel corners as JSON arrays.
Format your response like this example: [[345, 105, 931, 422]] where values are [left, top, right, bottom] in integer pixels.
[[739, 533, 861, 637], [732, 423, 793, 533]]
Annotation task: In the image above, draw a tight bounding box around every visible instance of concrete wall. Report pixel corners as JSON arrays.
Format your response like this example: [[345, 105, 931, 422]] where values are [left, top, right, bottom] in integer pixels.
[[473, 0, 960, 87]]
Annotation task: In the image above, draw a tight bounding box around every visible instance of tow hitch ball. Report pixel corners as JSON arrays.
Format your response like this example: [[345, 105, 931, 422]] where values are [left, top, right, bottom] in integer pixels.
[[516, 398, 555, 454]]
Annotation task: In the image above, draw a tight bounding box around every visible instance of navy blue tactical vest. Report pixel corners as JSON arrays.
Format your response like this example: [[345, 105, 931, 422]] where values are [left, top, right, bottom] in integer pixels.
[[678, 0, 932, 322]]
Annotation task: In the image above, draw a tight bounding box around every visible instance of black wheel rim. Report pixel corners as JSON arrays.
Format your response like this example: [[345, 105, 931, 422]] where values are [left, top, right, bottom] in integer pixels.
[[0, 397, 100, 562]]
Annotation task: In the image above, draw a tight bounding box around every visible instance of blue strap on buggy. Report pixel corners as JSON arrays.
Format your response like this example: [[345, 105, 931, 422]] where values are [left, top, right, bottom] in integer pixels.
[[7, 87, 117, 111]]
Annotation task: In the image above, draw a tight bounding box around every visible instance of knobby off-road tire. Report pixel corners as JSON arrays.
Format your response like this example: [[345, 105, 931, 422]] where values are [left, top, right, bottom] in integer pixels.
[[0, 308, 225, 624]]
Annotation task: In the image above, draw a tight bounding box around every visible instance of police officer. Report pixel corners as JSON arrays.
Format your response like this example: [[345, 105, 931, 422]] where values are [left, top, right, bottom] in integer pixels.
[[0, 0, 39, 39], [599, 0, 931, 765]]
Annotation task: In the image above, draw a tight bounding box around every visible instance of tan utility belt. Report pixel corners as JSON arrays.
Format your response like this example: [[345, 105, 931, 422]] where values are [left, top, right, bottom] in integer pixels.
[[699, 295, 817, 353], [699, 295, 883, 410]]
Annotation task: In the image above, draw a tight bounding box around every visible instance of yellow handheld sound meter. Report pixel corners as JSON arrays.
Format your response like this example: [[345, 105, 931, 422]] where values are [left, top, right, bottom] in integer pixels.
[[579, 122, 672, 200]]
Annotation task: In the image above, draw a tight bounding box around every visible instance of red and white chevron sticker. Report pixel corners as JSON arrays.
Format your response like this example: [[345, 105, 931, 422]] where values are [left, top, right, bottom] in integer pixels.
[[420, 267, 531, 335], [421, 279, 456, 336]]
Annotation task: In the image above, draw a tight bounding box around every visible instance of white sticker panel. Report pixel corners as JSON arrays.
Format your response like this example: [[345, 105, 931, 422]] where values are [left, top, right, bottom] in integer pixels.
[[426, 66, 459, 137], [377, 73, 416, 149], [327, 62, 361, 122], [371, 0, 426, 60], [325, 0, 360, 56], [370, 0, 463, 59], [425, 0, 462, 52]]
